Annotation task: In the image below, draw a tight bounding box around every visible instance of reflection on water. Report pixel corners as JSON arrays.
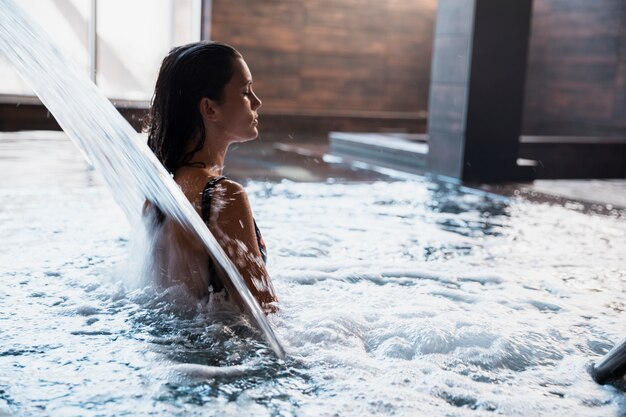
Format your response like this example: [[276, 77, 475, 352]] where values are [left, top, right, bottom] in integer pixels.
[[0, 134, 625, 416]]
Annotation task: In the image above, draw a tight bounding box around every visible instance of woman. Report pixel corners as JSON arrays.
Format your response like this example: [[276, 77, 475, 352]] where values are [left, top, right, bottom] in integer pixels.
[[144, 41, 277, 314]]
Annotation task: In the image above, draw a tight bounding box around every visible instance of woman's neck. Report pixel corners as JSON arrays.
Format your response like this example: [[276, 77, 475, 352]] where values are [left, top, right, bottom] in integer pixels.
[[186, 134, 229, 177]]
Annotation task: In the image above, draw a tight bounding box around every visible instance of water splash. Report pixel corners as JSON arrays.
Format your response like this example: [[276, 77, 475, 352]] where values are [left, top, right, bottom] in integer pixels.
[[0, 0, 284, 358], [1, 135, 625, 414]]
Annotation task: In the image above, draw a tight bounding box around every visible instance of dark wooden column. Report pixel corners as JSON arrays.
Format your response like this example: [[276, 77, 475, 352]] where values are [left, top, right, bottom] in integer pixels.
[[427, 0, 534, 181]]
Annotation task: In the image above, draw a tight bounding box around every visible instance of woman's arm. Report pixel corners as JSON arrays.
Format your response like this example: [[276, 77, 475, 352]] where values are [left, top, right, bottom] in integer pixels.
[[143, 199, 210, 299], [153, 173, 278, 313], [208, 179, 278, 312]]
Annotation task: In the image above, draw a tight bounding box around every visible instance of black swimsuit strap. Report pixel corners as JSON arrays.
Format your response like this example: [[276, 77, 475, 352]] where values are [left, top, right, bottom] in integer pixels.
[[201, 176, 227, 294], [201, 175, 227, 223]]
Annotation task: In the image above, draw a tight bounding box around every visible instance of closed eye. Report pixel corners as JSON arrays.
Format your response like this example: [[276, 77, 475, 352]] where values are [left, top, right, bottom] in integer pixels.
[[243, 80, 253, 96]]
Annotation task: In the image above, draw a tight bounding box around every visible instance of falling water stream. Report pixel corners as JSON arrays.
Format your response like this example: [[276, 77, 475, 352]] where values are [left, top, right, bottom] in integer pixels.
[[1, 1, 625, 417], [0, 0, 284, 358]]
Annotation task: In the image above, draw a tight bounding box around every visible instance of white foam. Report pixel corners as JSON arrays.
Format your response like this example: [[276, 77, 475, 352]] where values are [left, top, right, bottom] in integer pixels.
[[165, 363, 253, 382], [1, 137, 625, 415]]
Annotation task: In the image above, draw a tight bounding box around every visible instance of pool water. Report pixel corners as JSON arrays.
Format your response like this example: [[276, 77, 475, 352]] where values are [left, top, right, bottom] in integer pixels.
[[0, 133, 625, 416]]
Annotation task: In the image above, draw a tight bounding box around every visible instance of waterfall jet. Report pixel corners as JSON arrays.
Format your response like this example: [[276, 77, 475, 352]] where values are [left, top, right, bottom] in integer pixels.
[[0, 0, 285, 359]]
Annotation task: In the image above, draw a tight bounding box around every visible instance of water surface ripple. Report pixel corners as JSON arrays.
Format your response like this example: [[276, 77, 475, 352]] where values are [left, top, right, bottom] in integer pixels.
[[0, 135, 625, 416]]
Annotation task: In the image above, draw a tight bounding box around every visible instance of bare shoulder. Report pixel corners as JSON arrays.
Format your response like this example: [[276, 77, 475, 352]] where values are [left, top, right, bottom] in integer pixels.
[[213, 178, 252, 220], [214, 178, 246, 197], [210, 179, 259, 252], [212, 178, 252, 211], [173, 168, 212, 212]]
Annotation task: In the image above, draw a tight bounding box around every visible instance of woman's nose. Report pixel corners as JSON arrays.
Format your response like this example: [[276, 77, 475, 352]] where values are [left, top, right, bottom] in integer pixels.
[[252, 91, 262, 110]]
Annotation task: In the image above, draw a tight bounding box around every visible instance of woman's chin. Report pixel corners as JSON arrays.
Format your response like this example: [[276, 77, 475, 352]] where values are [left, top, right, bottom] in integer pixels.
[[244, 130, 260, 142]]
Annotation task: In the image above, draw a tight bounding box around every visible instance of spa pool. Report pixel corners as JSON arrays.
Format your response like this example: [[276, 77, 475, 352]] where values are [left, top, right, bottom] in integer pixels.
[[0, 132, 624, 416]]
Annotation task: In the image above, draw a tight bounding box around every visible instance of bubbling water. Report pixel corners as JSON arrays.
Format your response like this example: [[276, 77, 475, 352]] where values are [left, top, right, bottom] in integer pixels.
[[0, 0, 283, 357], [1, 148, 625, 416]]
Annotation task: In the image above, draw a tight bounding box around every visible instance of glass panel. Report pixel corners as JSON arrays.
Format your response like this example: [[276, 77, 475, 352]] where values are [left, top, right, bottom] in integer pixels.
[[96, 0, 196, 100], [0, 0, 197, 99], [0, 0, 90, 96]]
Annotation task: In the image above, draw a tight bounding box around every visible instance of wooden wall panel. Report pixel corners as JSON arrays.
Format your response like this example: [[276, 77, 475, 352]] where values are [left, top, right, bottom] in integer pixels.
[[614, 9, 626, 119], [206, 0, 436, 133], [523, 0, 626, 136], [205, 0, 626, 137]]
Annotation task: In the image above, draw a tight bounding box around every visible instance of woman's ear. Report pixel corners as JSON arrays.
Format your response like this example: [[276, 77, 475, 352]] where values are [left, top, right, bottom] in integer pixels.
[[199, 97, 219, 122]]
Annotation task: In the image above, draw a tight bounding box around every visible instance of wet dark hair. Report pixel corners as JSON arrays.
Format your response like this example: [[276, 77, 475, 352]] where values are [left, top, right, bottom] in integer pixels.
[[145, 41, 242, 173]]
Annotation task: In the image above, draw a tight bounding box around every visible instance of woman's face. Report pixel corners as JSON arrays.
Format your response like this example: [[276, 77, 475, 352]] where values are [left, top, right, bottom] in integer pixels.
[[214, 57, 262, 143]]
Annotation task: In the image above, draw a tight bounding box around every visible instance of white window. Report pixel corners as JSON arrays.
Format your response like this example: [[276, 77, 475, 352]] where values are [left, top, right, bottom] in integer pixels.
[[0, 0, 200, 101]]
